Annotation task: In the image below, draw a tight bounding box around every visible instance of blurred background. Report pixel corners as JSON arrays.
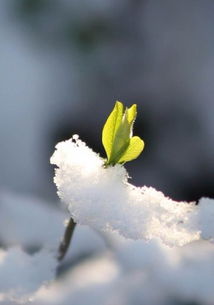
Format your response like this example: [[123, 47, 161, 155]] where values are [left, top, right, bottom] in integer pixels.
[[1, 0, 214, 202], [1, 1, 214, 305]]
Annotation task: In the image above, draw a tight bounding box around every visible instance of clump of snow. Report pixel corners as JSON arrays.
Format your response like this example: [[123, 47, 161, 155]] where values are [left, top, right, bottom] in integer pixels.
[[51, 136, 214, 247], [0, 247, 57, 303]]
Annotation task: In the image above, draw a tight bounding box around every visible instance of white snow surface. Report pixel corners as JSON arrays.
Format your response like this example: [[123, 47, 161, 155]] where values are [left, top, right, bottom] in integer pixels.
[[33, 239, 214, 305], [50, 136, 214, 247], [0, 189, 107, 303], [0, 191, 65, 249], [0, 190, 106, 263], [0, 247, 57, 303]]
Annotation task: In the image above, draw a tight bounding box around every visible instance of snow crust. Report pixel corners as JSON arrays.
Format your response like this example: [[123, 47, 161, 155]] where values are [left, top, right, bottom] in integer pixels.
[[50, 136, 214, 246]]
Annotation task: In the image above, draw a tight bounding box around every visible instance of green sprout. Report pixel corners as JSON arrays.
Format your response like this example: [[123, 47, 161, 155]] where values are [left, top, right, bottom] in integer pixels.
[[102, 101, 144, 166]]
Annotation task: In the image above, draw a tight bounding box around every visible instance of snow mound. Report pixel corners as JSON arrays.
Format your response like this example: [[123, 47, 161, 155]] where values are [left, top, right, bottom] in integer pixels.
[[50, 136, 214, 247]]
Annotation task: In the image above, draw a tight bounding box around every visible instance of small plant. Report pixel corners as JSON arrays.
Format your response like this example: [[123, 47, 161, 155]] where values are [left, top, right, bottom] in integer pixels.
[[102, 101, 144, 166], [58, 100, 144, 260]]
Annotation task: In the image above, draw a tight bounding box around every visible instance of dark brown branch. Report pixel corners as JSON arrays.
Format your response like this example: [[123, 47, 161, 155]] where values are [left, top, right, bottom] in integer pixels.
[[57, 217, 76, 261]]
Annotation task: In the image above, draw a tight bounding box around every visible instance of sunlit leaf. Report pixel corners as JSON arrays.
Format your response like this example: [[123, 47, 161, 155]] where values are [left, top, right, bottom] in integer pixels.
[[127, 104, 137, 125], [102, 101, 124, 160], [102, 101, 144, 166], [118, 136, 144, 163], [108, 109, 131, 164]]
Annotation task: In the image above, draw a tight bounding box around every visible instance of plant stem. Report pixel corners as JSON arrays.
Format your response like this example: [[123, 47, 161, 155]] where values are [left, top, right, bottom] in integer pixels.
[[58, 217, 76, 261]]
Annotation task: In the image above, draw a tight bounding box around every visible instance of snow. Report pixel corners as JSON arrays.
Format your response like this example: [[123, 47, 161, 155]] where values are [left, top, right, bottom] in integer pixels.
[[0, 191, 65, 249], [197, 197, 214, 241], [0, 247, 57, 303], [0, 186, 214, 304], [0, 190, 106, 303], [0, 136, 213, 304], [32, 239, 214, 305], [0, 190, 106, 262], [50, 135, 214, 247], [116, 239, 214, 305], [34, 254, 120, 305]]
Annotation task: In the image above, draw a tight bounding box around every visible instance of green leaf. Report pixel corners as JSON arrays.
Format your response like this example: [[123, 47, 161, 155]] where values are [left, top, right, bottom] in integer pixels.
[[108, 109, 131, 164], [118, 136, 144, 163], [102, 101, 124, 160], [102, 101, 144, 166], [127, 104, 137, 125]]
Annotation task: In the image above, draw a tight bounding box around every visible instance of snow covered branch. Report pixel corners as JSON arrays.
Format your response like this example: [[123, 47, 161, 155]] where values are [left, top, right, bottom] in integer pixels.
[[50, 135, 214, 247]]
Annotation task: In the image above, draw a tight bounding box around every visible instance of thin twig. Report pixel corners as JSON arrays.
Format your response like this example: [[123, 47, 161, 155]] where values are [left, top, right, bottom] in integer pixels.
[[58, 217, 76, 261]]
